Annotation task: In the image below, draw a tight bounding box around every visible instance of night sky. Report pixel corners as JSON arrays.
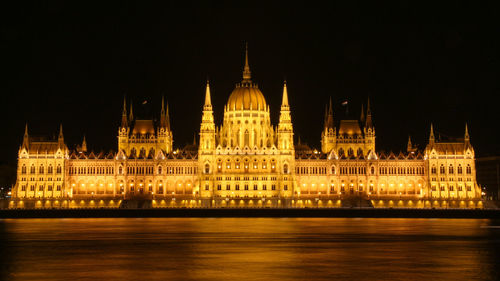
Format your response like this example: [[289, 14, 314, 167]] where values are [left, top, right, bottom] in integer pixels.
[[1, 2, 499, 166]]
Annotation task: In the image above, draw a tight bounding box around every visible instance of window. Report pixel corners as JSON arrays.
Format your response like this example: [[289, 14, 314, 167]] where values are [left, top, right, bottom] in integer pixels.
[[158, 166, 162, 174], [205, 164, 210, 174], [253, 185, 258, 190], [48, 185, 53, 191], [466, 165, 472, 174], [449, 186, 454, 191], [217, 184, 221, 190], [440, 165, 445, 174], [263, 184, 267, 190], [119, 166, 123, 175], [30, 165, 35, 174], [205, 184, 209, 191], [226, 185, 230, 191], [440, 186, 445, 191], [244, 184, 249, 190], [235, 184, 240, 191], [331, 166, 336, 174], [457, 165, 463, 174], [57, 185, 61, 191], [48, 165, 53, 174], [371, 166, 375, 175], [56, 165, 62, 174], [283, 164, 289, 174], [283, 184, 287, 191], [272, 184, 276, 191], [22, 165, 26, 174], [431, 166, 437, 174], [21, 185, 26, 191], [449, 165, 454, 174]]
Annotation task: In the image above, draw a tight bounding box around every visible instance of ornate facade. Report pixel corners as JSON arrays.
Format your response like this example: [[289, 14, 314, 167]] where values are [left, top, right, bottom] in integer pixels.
[[10, 48, 482, 208]]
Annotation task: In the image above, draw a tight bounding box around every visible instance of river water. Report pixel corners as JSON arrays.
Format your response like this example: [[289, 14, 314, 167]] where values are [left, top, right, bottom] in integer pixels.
[[0, 218, 499, 281]]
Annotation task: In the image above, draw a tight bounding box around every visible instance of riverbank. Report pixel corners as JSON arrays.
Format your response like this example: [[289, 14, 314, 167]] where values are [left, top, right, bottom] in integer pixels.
[[1, 207, 500, 219]]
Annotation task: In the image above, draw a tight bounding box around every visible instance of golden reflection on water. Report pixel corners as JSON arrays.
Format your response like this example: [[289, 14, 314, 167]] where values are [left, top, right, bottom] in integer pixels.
[[0, 218, 499, 281]]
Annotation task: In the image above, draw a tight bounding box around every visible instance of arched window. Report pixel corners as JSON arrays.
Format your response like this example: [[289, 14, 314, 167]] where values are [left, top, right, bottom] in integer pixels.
[[449, 165, 454, 174], [204, 163, 210, 174], [457, 165, 463, 174], [21, 165, 27, 174], [371, 166, 375, 175], [283, 163, 289, 174], [331, 166, 336, 174], [357, 148, 363, 156], [48, 165, 53, 174], [466, 164, 472, 174], [56, 165, 62, 174], [348, 148, 354, 156], [440, 165, 445, 174], [39, 165, 44, 174], [158, 166, 162, 175], [339, 148, 344, 156], [118, 166, 123, 175], [431, 166, 437, 174]]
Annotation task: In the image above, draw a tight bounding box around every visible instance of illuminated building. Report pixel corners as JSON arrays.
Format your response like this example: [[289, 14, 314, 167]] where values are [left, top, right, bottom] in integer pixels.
[[10, 48, 483, 208]]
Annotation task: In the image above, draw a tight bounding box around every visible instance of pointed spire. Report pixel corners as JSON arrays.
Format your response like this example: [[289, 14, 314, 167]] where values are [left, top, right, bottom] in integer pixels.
[[82, 135, 87, 152], [429, 123, 435, 143], [242, 42, 251, 82], [326, 97, 334, 129], [22, 123, 29, 148], [161, 95, 165, 115], [58, 124, 64, 146], [323, 105, 328, 129], [281, 80, 289, 107], [360, 104, 365, 124], [193, 133, 197, 145], [129, 101, 134, 123], [465, 123, 470, 141], [121, 97, 128, 128], [204, 79, 212, 107], [365, 97, 373, 128], [165, 101, 171, 130], [160, 95, 167, 128], [407, 135, 412, 152]]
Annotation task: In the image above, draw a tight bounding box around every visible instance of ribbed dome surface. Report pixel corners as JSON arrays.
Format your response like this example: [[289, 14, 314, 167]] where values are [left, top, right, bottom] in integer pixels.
[[227, 83, 267, 111]]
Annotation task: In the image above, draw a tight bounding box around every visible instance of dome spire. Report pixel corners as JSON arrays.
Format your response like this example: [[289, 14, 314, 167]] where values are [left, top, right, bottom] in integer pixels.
[[281, 80, 289, 107], [204, 79, 212, 107], [242, 42, 251, 82]]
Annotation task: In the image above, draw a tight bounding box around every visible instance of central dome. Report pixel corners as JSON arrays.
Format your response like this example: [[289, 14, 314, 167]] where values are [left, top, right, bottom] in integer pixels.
[[227, 83, 267, 111], [226, 44, 267, 112]]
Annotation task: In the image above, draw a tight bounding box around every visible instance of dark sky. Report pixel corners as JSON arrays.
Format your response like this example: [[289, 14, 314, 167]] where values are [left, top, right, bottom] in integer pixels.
[[1, 2, 499, 166]]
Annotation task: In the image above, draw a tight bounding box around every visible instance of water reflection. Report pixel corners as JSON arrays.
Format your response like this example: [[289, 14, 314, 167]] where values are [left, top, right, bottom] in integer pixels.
[[1, 218, 499, 281]]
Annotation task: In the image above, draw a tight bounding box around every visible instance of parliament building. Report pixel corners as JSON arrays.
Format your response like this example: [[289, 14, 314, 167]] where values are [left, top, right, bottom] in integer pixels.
[[10, 49, 483, 208]]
